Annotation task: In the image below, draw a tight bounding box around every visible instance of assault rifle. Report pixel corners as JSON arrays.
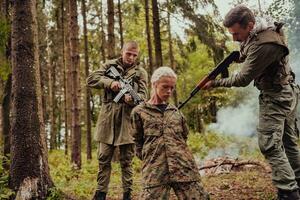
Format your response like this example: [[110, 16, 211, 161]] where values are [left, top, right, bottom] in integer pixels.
[[178, 51, 240, 109], [106, 66, 143, 105]]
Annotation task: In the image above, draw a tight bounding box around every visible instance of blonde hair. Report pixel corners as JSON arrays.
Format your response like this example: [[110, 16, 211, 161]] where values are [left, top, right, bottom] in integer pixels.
[[151, 66, 177, 84]]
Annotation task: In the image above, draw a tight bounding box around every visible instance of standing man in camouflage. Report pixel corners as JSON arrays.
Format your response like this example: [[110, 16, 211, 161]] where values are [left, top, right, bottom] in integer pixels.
[[132, 66, 209, 200], [87, 41, 148, 200], [203, 5, 300, 200]]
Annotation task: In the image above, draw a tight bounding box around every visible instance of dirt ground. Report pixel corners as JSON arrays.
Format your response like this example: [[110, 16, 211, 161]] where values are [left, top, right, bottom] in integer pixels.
[[100, 168, 276, 200], [203, 169, 276, 200]]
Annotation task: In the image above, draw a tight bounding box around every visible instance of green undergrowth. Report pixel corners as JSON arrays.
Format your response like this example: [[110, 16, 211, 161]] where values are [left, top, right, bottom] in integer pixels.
[[48, 132, 264, 199], [0, 132, 265, 199], [0, 155, 14, 200]]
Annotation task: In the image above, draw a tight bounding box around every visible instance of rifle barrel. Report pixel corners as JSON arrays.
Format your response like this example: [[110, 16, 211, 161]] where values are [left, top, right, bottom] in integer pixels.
[[177, 51, 240, 110]]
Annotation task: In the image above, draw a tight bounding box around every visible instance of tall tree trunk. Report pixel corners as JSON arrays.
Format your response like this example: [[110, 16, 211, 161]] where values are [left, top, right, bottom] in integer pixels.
[[65, 0, 72, 155], [69, 0, 81, 169], [144, 0, 154, 78], [37, 1, 48, 145], [62, 0, 69, 155], [209, 97, 217, 123], [57, 96, 62, 147], [0, 0, 9, 16], [96, 0, 106, 62], [117, 0, 123, 48], [166, 0, 178, 106], [152, 0, 163, 68], [100, 0, 106, 62], [0, 105, 4, 149], [10, 0, 53, 198], [0, 0, 11, 170], [107, 0, 115, 59], [48, 51, 57, 150], [81, 0, 92, 160], [2, 74, 11, 170], [54, 0, 65, 150]]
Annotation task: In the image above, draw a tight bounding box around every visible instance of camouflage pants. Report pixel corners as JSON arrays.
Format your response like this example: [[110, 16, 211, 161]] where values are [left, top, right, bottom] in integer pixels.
[[258, 84, 300, 191], [96, 142, 134, 193], [140, 181, 210, 200]]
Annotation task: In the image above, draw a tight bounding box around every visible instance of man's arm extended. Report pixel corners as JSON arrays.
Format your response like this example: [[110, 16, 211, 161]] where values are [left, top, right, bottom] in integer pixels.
[[212, 43, 287, 88]]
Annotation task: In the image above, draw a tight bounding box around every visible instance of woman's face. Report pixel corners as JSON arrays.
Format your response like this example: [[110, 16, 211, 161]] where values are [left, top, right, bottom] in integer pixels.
[[153, 76, 176, 103]]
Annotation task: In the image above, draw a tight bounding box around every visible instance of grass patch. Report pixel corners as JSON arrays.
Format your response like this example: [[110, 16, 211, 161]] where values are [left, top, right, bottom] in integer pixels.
[[0, 155, 14, 200], [0, 132, 269, 199]]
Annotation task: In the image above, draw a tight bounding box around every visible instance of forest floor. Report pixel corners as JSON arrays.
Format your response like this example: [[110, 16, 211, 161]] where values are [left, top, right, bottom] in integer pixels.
[[59, 161, 276, 200], [47, 132, 277, 200], [202, 168, 275, 200], [98, 167, 276, 200]]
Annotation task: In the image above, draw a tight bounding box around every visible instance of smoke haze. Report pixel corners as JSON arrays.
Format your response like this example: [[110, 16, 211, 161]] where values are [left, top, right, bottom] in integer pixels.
[[208, 87, 259, 136]]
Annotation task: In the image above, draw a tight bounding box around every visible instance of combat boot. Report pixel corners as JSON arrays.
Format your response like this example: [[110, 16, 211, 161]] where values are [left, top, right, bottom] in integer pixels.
[[277, 189, 300, 200], [92, 190, 106, 200], [123, 191, 131, 200]]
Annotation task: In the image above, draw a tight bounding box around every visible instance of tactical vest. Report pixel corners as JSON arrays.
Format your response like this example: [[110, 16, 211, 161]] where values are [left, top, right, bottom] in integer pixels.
[[240, 25, 294, 91]]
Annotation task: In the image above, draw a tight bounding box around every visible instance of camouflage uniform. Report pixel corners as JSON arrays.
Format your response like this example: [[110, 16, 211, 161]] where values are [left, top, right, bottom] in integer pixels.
[[212, 26, 300, 191], [131, 103, 209, 200], [87, 58, 148, 193]]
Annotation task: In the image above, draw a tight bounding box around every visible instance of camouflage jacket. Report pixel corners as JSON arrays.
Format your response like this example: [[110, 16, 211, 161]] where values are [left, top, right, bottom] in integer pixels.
[[213, 25, 293, 92], [87, 58, 148, 145], [131, 103, 201, 188]]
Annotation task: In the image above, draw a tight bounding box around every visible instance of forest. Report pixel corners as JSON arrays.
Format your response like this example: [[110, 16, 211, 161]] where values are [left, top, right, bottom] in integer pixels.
[[0, 0, 300, 199]]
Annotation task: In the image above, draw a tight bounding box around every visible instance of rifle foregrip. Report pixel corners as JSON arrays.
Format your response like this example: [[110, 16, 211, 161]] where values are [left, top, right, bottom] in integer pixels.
[[196, 76, 210, 89]]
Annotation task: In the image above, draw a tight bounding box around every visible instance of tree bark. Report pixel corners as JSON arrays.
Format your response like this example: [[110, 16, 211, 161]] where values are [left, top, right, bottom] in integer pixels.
[[48, 48, 57, 150], [107, 0, 115, 59], [0, 0, 11, 171], [37, 2, 48, 146], [81, 0, 92, 160], [144, 0, 154, 78], [94, 0, 106, 62], [65, 0, 72, 155], [100, 0, 106, 62], [117, 0, 123, 48], [152, 0, 163, 68], [61, 0, 69, 155], [2, 74, 11, 170], [166, 0, 178, 106], [0, 0, 9, 15], [69, 0, 81, 169], [10, 0, 54, 198]]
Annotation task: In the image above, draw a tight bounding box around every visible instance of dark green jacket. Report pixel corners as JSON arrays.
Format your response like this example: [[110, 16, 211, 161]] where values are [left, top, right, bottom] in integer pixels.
[[213, 26, 293, 91], [87, 58, 148, 145]]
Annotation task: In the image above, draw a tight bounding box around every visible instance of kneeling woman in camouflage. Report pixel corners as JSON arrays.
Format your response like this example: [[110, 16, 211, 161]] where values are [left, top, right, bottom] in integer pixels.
[[131, 67, 209, 200]]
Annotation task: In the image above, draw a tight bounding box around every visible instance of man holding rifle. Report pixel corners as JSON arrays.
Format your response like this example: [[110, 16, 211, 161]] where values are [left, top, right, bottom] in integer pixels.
[[203, 5, 300, 200], [87, 41, 148, 200]]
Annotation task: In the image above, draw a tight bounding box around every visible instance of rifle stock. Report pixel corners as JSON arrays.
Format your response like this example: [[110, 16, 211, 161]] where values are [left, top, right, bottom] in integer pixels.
[[178, 51, 240, 109]]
